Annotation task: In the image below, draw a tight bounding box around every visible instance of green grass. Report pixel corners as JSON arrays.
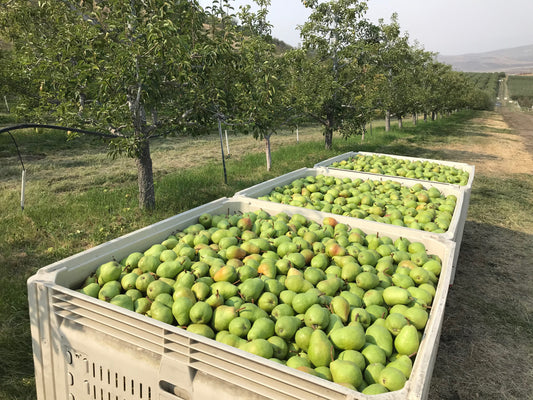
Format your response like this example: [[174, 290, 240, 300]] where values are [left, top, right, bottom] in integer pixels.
[[508, 75, 533, 108], [1, 110, 531, 399]]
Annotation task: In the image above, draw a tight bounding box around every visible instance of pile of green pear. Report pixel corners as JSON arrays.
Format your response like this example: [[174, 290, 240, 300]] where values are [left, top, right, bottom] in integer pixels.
[[77, 210, 443, 395], [257, 175, 457, 233], [329, 154, 469, 186]]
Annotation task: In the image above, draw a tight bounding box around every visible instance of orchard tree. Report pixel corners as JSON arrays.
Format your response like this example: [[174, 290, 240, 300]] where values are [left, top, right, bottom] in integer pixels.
[[296, 0, 379, 150], [0, 0, 209, 209]]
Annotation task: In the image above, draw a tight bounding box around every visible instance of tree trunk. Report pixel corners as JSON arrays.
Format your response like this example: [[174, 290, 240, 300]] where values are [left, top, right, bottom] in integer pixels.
[[324, 126, 333, 150], [412, 113, 417, 126], [136, 136, 155, 210], [385, 110, 391, 132], [423, 112, 428, 122], [398, 116, 403, 129], [265, 134, 272, 171]]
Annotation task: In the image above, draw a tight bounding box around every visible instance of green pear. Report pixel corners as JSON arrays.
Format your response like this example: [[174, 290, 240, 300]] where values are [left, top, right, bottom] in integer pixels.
[[187, 323, 215, 339], [307, 329, 334, 368], [205, 291, 224, 308], [120, 272, 138, 291], [387, 354, 413, 378], [355, 271, 379, 290], [362, 343, 387, 365], [329, 324, 366, 351], [212, 305, 238, 332], [394, 324, 420, 355], [330, 295, 351, 323], [98, 261, 123, 284], [174, 271, 196, 289], [284, 275, 313, 293], [403, 307, 429, 330], [172, 296, 194, 326], [149, 301, 174, 325], [125, 288, 143, 302], [329, 359, 363, 388], [314, 366, 332, 381], [279, 290, 297, 306], [326, 313, 345, 334], [365, 322, 393, 357], [407, 286, 433, 307], [385, 313, 409, 336], [156, 259, 185, 279], [316, 277, 343, 296], [363, 289, 384, 307], [239, 302, 268, 322], [189, 301, 213, 325], [350, 307, 372, 328], [364, 362, 385, 385], [274, 316, 301, 341], [80, 282, 100, 298], [210, 281, 239, 300], [191, 281, 211, 301], [154, 293, 173, 308], [286, 355, 311, 369], [134, 297, 151, 314], [337, 349, 366, 371], [362, 383, 389, 394], [172, 286, 196, 303], [98, 281, 121, 302], [339, 291, 363, 308], [238, 278, 265, 303], [247, 317, 275, 341], [294, 326, 314, 352], [268, 335, 289, 360], [304, 304, 330, 330], [123, 252, 144, 270], [240, 339, 273, 359], [303, 267, 327, 286], [270, 303, 295, 321], [146, 279, 173, 300], [109, 294, 134, 311], [135, 272, 155, 293], [291, 291, 320, 314], [228, 316, 252, 338], [255, 291, 278, 313], [382, 286, 410, 306], [378, 366, 406, 392], [138, 255, 161, 274]]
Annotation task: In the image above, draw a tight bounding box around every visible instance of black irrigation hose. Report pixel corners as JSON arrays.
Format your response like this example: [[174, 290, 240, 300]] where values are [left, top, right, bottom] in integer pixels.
[[1, 123, 118, 210]]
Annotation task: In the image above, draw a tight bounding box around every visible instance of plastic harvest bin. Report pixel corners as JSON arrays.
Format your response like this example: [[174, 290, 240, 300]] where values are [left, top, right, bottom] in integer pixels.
[[313, 151, 475, 192], [234, 167, 466, 281], [28, 197, 455, 400]]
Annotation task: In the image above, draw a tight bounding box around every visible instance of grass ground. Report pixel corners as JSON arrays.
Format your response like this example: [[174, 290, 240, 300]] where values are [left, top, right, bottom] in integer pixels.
[[0, 110, 531, 399]]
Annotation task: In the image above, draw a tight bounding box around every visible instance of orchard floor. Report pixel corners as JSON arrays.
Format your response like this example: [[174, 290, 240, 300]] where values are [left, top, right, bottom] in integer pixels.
[[426, 108, 533, 400]]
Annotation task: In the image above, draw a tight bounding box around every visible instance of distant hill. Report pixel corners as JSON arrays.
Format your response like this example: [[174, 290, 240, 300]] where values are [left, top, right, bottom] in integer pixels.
[[437, 44, 533, 74]]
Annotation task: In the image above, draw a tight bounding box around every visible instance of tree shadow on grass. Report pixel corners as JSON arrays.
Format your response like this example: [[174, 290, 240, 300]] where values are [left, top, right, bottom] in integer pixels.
[[429, 220, 533, 400]]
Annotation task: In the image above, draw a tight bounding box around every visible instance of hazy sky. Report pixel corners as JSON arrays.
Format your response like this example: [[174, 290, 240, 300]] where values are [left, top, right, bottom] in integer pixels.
[[199, 0, 533, 56]]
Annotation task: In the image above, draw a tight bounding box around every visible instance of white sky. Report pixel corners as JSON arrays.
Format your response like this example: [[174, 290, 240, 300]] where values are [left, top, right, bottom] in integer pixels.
[[198, 0, 533, 55]]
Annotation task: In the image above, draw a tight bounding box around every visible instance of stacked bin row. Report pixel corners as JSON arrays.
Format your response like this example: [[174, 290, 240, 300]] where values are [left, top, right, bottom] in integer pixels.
[[27, 151, 473, 400]]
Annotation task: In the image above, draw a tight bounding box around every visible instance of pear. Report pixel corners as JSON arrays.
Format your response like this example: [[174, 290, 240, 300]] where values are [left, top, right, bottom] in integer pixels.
[[228, 316, 252, 338], [138, 255, 161, 274], [187, 323, 215, 340], [156, 259, 185, 279], [154, 293, 173, 308], [391, 273, 415, 289], [212, 305, 238, 332], [337, 349, 366, 371], [274, 316, 301, 341], [303, 267, 327, 286], [268, 335, 289, 360], [355, 271, 379, 290], [339, 290, 363, 308], [361, 343, 387, 365], [291, 291, 320, 314], [80, 282, 100, 298], [149, 301, 174, 325], [307, 329, 334, 368], [146, 279, 172, 300], [362, 383, 389, 394], [382, 286, 410, 306], [172, 296, 194, 326], [123, 252, 144, 270], [304, 304, 330, 330], [238, 278, 265, 303], [378, 366, 406, 392], [329, 359, 363, 388], [125, 288, 143, 302], [247, 317, 275, 341], [189, 301, 213, 325], [363, 289, 383, 307], [210, 281, 239, 300], [294, 326, 314, 352], [364, 362, 385, 385], [109, 294, 134, 311], [284, 275, 313, 293], [314, 366, 333, 381], [408, 286, 433, 307], [134, 297, 151, 314], [98, 281, 121, 302], [174, 271, 195, 289], [240, 338, 273, 359], [316, 277, 343, 296], [120, 272, 138, 291], [329, 324, 366, 351], [270, 303, 295, 321], [387, 354, 413, 378], [98, 261, 123, 284], [394, 324, 420, 355], [213, 265, 238, 283], [326, 313, 345, 334], [350, 307, 372, 328], [403, 306, 429, 330], [172, 286, 196, 303], [330, 295, 351, 323], [239, 302, 268, 322], [286, 355, 311, 369], [365, 322, 393, 357], [385, 313, 409, 336]]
